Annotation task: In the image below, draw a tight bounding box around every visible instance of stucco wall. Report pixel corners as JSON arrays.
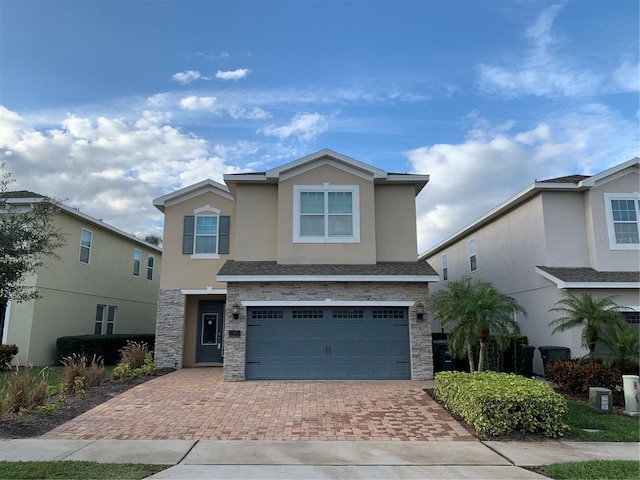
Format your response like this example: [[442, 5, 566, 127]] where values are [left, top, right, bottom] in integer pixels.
[[375, 184, 419, 261]]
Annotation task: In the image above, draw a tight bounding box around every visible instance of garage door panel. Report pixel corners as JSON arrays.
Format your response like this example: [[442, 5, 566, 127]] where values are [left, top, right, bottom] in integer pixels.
[[246, 307, 410, 380]]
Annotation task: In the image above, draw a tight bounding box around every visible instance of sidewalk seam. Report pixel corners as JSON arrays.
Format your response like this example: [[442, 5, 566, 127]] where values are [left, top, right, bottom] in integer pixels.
[[480, 440, 516, 467], [176, 440, 199, 465]]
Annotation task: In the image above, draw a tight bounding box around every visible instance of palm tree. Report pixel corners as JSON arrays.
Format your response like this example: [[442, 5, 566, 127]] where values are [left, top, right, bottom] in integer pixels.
[[549, 292, 628, 354], [598, 321, 639, 368], [430, 276, 526, 372]]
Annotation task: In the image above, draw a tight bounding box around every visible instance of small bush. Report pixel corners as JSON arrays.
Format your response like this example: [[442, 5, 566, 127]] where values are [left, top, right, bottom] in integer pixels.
[[0, 344, 19, 370], [61, 354, 106, 394], [434, 371, 568, 438], [5, 366, 49, 413], [113, 351, 156, 381], [546, 358, 622, 394], [119, 341, 149, 369]]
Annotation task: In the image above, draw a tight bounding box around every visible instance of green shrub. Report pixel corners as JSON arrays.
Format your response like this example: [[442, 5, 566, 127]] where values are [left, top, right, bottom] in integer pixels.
[[0, 344, 19, 370], [119, 341, 150, 369], [56, 334, 154, 365], [113, 352, 156, 381], [434, 371, 568, 438], [61, 353, 106, 394]]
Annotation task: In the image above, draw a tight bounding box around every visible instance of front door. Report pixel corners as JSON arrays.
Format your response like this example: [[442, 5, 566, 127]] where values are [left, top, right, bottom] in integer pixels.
[[196, 300, 224, 363]]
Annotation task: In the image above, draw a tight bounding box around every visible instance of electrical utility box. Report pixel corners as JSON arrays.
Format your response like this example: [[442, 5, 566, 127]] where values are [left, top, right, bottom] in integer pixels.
[[588, 387, 613, 414]]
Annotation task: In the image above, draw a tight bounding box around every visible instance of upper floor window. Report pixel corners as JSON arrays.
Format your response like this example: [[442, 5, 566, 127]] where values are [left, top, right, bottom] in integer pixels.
[[182, 206, 230, 258], [441, 253, 448, 281], [293, 185, 360, 243], [147, 254, 155, 280], [133, 249, 141, 277], [79, 228, 92, 264], [468, 238, 477, 272], [604, 194, 640, 249]]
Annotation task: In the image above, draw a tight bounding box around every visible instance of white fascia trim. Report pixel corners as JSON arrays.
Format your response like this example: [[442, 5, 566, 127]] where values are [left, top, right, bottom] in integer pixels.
[[241, 300, 415, 307], [181, 289, 227, 295], [279, 159, 375, 182], [535, 267, 639, 289], [217, 275, 440, 282], [579, 157, 639, 187]]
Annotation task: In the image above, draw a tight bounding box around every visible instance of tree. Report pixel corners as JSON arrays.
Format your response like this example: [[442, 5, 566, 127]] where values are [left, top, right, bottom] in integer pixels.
[[598, 321, 639, 369], [143, 234, 161, 247], [0, 168, 66, 304], [430, 276, 526, 372], [549, 292, 629, 355]]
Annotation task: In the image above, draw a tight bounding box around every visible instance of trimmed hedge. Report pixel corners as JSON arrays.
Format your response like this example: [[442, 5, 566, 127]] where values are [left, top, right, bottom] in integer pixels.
[[434, 371, 568, 438], [56, 334, 155, 365]]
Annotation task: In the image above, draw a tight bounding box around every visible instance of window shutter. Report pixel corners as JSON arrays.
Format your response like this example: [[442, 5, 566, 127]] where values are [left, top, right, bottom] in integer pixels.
[[182, 216, 194, 254], [219, 215, 230, 254]]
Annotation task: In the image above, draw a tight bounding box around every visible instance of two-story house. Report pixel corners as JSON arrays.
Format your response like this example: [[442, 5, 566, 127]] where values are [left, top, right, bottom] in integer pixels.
[[422, 158, 640, 374], [1, 192, 162, 365], [153, 149, 438, 380]]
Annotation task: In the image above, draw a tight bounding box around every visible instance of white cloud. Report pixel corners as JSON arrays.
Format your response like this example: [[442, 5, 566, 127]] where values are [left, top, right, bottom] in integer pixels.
[[476, 5, 636, 98], [260, 112, 330, 141], [216, 69, 251, 81], [179, 96, 218, 110], [409, 107, 639, 253], [228, 106, 270, 120], [0, 106, 245, 238], [172, 70, 205, 84]]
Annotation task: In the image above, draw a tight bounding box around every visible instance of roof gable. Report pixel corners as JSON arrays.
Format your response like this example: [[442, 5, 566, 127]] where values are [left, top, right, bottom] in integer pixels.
[[153, 179, 234, 212]]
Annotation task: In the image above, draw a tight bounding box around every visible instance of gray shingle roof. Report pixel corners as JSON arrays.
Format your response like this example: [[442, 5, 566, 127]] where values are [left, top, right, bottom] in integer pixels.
[[2, 190, 45, 199], [537, 175, 590, 184], [536, 266, 640, 283], [218, 260, 439, 278]]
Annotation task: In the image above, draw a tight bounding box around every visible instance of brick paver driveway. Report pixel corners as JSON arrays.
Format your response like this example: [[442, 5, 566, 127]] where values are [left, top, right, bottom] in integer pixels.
[[43, 368, 474, 441]]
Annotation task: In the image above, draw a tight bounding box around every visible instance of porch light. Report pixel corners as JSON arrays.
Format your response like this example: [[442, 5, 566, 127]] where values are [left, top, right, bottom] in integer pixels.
[[416, 302, 425, 321], [232, 303, 240, 319]]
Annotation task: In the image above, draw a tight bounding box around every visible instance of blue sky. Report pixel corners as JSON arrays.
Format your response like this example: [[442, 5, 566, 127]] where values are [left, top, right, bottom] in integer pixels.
[[1, 0, 638, 253]]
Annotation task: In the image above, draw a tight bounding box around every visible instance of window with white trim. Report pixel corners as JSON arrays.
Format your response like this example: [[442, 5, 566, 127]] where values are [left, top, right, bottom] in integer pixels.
[[79, 228, 92, 264], [441, 253, 448, 281], [604, 194, 640, 249], [147, 254, 154, 280], [133, 249, 141, 277], [293, 185, 360, 243], [95, 304, 105, 334], [182, 206, 230, 258], [469, 238, 477, 272]]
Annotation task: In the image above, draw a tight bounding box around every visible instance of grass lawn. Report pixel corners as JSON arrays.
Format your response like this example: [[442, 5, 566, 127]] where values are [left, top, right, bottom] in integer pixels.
[[0, 461, 166, 479], [565, 400, 640, 442], [538, 460, 640, 480], [0, 365, 116, 391]]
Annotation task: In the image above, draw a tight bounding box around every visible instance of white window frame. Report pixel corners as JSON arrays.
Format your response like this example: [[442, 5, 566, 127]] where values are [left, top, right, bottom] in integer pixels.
[[133, 248, 141, 277], [95, 304, 105, 335], [191, 206, 221, 259], [293, 184, 360, 243], [469, 238, 477, 272], [147, 254, 155, 280], [79, 228, 92, 264], [604, 193, 640, 250], [441, 253, 448, 281]]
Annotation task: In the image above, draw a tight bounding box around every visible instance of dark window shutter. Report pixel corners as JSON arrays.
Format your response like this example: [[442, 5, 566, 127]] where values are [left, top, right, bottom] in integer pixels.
[[219, 215, 230, 254], [182, 216, 194, 254]]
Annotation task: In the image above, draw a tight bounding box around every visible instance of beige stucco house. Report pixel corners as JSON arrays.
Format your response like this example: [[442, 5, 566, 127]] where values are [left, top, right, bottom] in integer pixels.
[[422, 158, 640, 374], [1, 192, 162, 365], [153, 149, 438, 380]]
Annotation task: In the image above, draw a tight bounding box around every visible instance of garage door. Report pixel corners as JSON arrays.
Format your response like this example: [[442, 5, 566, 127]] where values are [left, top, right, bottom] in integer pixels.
[[246, 307, 410, 380]]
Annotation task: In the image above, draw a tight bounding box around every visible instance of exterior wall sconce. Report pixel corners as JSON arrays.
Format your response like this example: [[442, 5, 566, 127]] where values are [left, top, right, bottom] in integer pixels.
[[232, 303, 240, 319], [416, 302, 425, 322]]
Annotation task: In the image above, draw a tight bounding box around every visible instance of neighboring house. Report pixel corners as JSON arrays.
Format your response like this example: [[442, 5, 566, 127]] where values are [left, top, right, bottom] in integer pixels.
[[153, 149, 438, 381], [1, 192, 162, 365], [422, 158, 640, 374]]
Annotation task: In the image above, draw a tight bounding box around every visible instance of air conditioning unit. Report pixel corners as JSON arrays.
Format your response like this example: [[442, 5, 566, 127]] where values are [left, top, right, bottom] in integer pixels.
[[588, 387, 613, 414]]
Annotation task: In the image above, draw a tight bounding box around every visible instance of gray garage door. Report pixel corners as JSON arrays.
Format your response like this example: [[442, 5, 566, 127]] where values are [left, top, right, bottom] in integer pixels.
[[246, 307, 410, 380]]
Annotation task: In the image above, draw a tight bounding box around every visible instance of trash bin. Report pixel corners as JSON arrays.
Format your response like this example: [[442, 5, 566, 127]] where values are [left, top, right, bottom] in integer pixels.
[[521, 345, 535, 377], [538, 346, 571, 376], [432, 339, 454, 373]]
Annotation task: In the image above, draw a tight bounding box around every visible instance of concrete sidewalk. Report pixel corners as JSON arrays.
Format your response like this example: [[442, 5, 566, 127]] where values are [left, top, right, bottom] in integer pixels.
[[1, 439, 638, 479]]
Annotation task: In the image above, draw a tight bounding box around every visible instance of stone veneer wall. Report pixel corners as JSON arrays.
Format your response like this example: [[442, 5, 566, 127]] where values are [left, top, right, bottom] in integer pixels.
[[154, 289, 185, 369], [223, 281, 432, 381]]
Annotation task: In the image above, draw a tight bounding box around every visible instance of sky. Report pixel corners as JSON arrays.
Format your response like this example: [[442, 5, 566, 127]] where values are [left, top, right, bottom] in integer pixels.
[[0, 0, 638, 254]]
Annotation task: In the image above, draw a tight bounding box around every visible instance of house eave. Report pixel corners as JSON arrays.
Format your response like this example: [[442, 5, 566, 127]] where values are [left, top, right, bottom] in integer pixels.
[[216, 274, 440, 283], [535, 267, 639, 289]]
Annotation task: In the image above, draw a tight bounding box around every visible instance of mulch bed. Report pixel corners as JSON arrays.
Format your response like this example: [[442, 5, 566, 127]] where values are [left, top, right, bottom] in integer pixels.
[[0, 369, 173, 439]]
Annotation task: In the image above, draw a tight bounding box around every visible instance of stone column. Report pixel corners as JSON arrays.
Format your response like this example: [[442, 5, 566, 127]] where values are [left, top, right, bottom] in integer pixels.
[[154, 289, 185, 369]]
